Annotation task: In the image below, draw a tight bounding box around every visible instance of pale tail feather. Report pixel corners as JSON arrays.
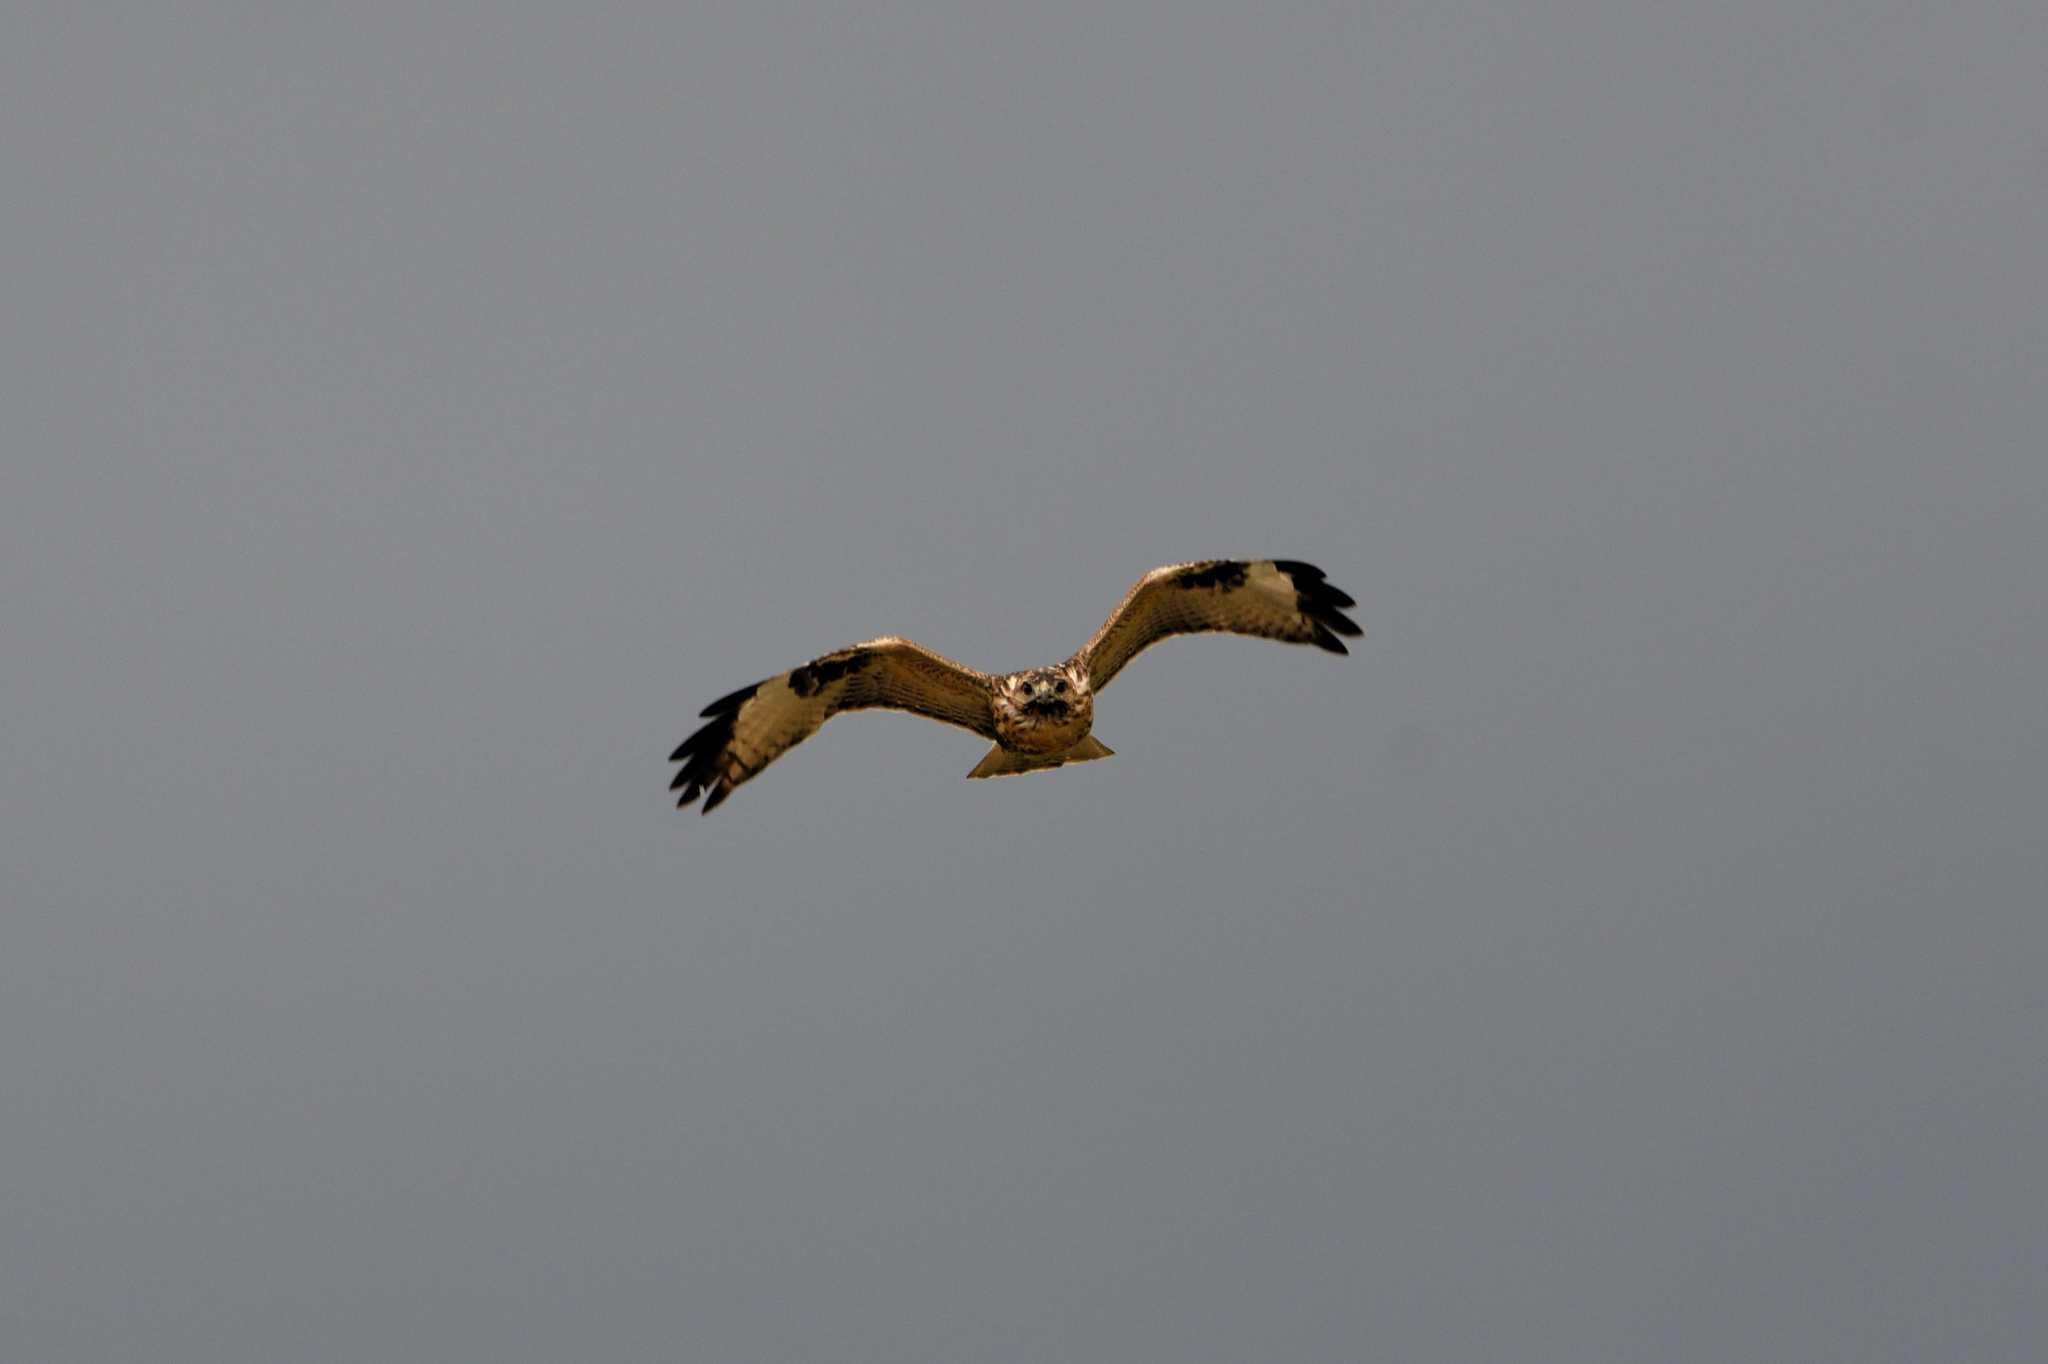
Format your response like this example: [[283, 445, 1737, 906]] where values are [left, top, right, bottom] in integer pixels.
[[965, 736, 1116, 779]]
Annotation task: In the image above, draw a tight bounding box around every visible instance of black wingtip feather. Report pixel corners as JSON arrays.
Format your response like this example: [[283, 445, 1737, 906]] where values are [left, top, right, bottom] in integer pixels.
[[1310, 624, 1350, 655], [672, 742, 725, 809], [668, 717, 724, 765], [672, 681, 758, 812], [1302, 601, 1365, 637], [1276, 562, 1356, 611], [699, 680, 762, 718], [1273, 561, 1362, 639]]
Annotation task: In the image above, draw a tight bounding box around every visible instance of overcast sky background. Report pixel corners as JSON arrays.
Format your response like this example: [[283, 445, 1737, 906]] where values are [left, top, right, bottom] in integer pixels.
[[5, 4, 2045, 1361]]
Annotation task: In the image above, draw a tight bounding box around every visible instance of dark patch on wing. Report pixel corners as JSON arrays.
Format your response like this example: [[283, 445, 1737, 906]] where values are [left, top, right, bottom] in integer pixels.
[[1273, 560, 1363, 653], [1175, 560, 1250, 591], [788, 648, 872, 698]]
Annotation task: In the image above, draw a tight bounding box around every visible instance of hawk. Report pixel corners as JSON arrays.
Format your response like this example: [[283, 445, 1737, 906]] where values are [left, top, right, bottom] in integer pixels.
[[669, 559, 1360, 813]]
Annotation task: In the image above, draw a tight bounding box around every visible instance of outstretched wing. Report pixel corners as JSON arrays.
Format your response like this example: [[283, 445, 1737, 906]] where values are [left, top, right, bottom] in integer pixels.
[[1072, 559, 1362, 691], [669, 636, 996, 813]]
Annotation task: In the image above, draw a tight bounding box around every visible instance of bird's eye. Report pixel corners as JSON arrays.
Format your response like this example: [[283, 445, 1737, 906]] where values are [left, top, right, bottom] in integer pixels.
[[1054, 680, 1067, 693]]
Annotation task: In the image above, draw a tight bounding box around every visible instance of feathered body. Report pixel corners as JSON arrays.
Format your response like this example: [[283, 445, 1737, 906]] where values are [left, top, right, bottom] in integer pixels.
[[669, 559, 1360, 813]]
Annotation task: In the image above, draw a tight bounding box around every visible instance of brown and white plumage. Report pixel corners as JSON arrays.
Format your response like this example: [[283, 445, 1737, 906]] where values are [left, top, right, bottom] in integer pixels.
[[668, 637, 997, 814], [669, 559, 1360, 813], [1073, 559, 1361, 690]]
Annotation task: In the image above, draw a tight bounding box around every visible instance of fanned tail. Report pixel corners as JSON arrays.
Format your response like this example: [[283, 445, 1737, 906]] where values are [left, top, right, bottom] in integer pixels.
[[966, 736, 1115, 779]]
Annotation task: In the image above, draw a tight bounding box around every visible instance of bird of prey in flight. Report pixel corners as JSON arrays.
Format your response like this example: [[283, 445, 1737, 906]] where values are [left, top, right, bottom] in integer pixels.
[[668, 559, 1360, 813]]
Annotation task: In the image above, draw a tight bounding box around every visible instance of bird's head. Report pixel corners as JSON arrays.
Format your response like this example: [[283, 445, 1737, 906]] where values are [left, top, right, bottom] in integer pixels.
[[997, 666, 1091, 727]]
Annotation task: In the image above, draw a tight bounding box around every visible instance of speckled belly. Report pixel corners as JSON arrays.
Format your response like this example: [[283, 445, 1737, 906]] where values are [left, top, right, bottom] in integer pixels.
[[996, 710, 1093, 755]]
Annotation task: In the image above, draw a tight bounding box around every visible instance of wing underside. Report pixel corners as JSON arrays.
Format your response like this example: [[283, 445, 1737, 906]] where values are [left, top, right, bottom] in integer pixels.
[[1073, 559, 1361, 691], [669, 636, 995, 813]]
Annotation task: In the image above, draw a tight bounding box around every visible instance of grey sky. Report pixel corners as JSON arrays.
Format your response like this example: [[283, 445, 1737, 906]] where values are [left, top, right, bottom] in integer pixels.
[[5, 4, 2045, 1361]]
